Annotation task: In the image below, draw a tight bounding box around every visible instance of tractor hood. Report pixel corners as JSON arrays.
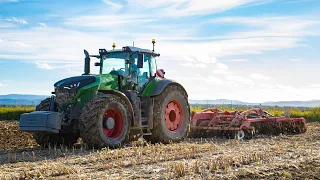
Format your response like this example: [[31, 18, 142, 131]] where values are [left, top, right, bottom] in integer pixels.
[[54, 75, 96, 90]]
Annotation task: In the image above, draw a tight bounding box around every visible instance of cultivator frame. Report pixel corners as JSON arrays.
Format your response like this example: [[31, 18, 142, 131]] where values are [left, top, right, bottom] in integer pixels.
[[190, 108, 307, 140]]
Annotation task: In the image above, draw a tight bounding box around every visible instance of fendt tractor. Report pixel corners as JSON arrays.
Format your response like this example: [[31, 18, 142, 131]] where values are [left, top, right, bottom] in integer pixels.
[[20, 39, 190, 148]]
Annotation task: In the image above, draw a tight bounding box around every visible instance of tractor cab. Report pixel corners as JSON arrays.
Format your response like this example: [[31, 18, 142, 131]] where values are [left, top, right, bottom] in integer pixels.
[[96, 45, 160, 92]]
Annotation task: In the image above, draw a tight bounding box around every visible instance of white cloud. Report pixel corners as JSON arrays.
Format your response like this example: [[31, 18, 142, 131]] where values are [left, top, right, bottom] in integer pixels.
[[289, 58, 302, 62], [197, 56, 218, 64], [36, 62, 54, 70], [182, 62, 207, 68], [206, 76, 224, 84], [217, 63, 228, 70], [182, 62, 193, 67], [227, 75, 254, 85], [195, 63, 207, 68], [65, 14, 152, 28], [181, 56, 196, 62], [0, 83, 8, 87], [127, 0, 273, 17], [0, 27, 110, 62], [212, 69, 232, 75], [211, 16, 320, 38], [0, 22, 16, 28], [102, 0, 122, 9], [38, 22, 48, 27], [249, 73, 271, 80], [151, 37, 300, 59], [14, 41, 29, 47], [5, 17, 28, 25], [225, 59, 248, 62]]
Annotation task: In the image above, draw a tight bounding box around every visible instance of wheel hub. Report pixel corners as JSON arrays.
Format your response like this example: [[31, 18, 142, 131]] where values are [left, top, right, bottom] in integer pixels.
[[165, 100, 184, 131], [104, 117, 115, 129], [169, 110, 176, 122], [103, 108, 124, 139]]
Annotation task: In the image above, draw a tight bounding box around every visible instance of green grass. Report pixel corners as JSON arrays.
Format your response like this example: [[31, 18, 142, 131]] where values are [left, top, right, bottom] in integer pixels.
[[0, 106, 35, 120]]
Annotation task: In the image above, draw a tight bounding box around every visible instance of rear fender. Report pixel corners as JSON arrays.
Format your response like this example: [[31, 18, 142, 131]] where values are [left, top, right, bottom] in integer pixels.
[[143, 79, 188, 97]]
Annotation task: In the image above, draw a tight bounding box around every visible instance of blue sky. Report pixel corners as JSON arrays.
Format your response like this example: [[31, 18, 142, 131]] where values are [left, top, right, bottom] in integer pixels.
[[0, 0, 319, 102]]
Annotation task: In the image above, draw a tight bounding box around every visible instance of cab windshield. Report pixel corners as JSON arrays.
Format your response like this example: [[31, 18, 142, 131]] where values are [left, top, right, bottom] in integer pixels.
[[100, 51, 129, 76]]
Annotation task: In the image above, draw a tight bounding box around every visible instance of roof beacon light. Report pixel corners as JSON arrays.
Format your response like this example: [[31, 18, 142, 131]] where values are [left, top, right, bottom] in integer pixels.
[[152, 38, 156, 52], [112, 43, 116, 50]]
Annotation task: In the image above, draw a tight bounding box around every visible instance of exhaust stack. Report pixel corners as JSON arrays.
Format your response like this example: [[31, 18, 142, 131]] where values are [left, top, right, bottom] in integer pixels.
[[83, 49, 90, 75]]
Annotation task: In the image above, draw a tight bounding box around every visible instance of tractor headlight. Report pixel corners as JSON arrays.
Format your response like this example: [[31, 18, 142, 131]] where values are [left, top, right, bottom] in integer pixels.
[[69, 82, 80, 88], [64, 82, 80, 89]]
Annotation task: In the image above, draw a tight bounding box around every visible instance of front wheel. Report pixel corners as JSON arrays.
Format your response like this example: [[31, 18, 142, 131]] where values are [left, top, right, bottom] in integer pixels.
[[79, 93, 131, 148], [144, 85, 190, 143]]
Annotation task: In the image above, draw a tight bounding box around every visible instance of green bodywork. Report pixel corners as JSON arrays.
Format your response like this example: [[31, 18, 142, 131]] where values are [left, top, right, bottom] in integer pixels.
[[62, 74, 117, 108], [141, 78, 159, 96], [70, 75, 166, 109]]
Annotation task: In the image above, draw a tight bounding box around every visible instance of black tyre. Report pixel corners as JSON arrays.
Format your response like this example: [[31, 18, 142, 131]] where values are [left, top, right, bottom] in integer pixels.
[[144, 85, 190, 143], [33, 98, 79, 146], [79, 93, 131, 148]]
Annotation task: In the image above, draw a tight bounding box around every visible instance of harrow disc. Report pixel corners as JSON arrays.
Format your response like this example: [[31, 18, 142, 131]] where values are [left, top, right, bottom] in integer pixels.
[[236, 130, 245, 140]]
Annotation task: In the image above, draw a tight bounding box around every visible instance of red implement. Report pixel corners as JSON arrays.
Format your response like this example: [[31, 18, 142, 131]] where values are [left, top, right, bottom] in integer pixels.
[[190, 108, 307, 140]]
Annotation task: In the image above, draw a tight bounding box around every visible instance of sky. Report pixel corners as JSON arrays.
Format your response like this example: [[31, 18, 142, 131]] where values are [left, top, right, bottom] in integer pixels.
[[0, 0, 320, 103]]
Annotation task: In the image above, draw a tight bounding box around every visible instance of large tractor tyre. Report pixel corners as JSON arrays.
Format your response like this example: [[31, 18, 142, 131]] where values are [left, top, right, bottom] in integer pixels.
[[144, 85, 190, 144], [79, 93, 131, 148], [33, 98, 79, 147]]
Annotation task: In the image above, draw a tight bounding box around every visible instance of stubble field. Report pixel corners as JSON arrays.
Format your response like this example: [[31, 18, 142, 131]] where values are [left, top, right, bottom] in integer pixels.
[[0, 121, 319, 179]]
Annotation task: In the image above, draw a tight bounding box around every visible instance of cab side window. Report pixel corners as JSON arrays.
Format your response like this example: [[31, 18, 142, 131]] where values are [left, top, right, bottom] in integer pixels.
[[138, 55, 149, 91]]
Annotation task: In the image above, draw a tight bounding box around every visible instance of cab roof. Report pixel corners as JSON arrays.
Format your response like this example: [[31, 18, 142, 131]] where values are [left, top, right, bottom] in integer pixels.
[[108, 46, 160, 57]]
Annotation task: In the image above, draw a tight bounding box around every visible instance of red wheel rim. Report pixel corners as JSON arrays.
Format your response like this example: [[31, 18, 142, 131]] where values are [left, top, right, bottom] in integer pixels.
[[103, 108, 124, 139], [165, 100, 184, 131]]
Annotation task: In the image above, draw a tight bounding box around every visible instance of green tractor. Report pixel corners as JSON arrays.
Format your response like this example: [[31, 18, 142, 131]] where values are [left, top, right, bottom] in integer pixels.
[[19, 40, 190, 148]]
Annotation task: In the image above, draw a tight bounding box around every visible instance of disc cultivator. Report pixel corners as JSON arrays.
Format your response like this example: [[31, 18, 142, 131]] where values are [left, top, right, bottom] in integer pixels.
[[190, 108, 307, 140]]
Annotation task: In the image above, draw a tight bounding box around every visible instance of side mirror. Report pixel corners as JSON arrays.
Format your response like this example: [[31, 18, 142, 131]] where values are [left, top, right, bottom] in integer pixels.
[[137, 54, 144, 68], [94, 62, 101, 66]]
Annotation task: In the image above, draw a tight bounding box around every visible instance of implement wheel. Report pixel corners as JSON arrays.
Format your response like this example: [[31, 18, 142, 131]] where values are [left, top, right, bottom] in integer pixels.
[[79, 93, 131, 148], [144, 85, 190, 143], [33, 98, 79, 147]]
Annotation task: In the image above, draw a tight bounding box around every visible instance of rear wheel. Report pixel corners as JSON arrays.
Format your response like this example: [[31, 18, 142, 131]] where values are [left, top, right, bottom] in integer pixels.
[[33, 98, 79, 147], [79, 93, 131, 148], [144, 85, 190, 143]]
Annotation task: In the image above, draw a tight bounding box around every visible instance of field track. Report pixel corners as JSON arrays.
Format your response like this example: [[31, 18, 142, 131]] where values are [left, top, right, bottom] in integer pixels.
[[0, 121, 319, 179]]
